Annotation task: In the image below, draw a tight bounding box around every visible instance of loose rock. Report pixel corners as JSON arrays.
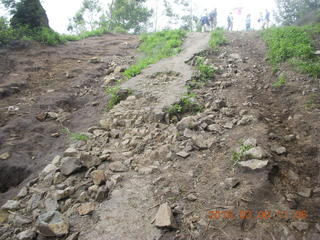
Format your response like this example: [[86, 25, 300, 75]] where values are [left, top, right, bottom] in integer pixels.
[[239, 160, 269, 170], [90, 170, 106, 186], [36, 211, 69, 237], [60, 157, 82, 176], [0, 152, 10, 160], [109, 161, 128, 172], [16, 229, 36, 240], [291, 222, 309, 231], [1, 200, 20, 210], [155, 202, 177, 229], [77, 202, 96, 216]]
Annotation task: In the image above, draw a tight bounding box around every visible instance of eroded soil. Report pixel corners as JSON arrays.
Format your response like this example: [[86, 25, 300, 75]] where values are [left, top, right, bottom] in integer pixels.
[[0, 34, 138, 204]]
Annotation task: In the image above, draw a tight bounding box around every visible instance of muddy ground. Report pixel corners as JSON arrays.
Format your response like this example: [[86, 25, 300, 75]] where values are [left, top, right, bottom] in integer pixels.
[[0, 34, 138, 204]]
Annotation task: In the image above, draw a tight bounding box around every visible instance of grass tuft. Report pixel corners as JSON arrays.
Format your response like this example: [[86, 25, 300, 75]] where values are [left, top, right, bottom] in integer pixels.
[[123, 30, 186, 78], [209, 28, 227, 51]]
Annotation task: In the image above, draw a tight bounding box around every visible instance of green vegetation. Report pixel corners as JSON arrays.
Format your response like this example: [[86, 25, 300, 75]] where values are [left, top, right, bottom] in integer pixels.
[[209, 28, 227, 51], [165, 93, 203, 116], [263, 25, 320, 78], [61, 128, 90, 142], [231, 142, 253, 167], [105, 86, 132, 110], [196, 57, 215, 81], [272, 74, 287, 88], [305, 93, 320, 109], [123, 30, 186, 78]]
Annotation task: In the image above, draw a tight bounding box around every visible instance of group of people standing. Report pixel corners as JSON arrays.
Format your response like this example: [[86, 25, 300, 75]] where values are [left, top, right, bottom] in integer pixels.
[[245, 9, 271, 31], [200, 8, 217, 32], [200, 8, 271, 32]]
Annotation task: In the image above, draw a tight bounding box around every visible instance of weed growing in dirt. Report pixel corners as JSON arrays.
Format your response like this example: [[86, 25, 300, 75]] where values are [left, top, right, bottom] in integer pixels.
[[209, 28, 227, 51], [262, 25, 320, 78], [231, 142, 253, 167], [105, 86, 132, 110], [165, 93, 203, 116], [196, 57, 215, 81], [305, 93, 320, 109], [123, 30, 186, 78], [61, 128, 90, 142], [272, 74, 287, 88]]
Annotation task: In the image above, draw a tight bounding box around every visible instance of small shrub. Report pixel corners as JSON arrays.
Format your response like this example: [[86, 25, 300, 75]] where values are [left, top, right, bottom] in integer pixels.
[[195, 57, 215, 82], [106, 86, 131, 110], [209, 28, 227, 51], [272, 74, 287, 88], [165, 93, 203, 116], [231, 143, 253, 167], [61, 128, 90, 141]]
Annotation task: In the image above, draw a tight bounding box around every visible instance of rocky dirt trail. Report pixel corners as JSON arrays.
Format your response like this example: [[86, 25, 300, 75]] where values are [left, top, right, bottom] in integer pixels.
[[1, 30, 320, 240]]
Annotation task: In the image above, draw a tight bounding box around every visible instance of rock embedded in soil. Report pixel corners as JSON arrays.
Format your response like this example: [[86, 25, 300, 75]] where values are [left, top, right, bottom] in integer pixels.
[[36, 211, 69, 237], [297, 188, 312, 198], [77, 202, 96, 216], [0, 152, 10, 160], [291, 222, 309, 231], [243, 147, 266, 160], [90, 170, 106, 186], [176, 151, 190, 158], [155, 202, 177, 229], [1, 200, 20, 210], [243, 138, 257, 147], [109, 161, 128, 172], [60, 157, 83, 176], [239, 160, 269, 170], [16, 229, 36, 240]]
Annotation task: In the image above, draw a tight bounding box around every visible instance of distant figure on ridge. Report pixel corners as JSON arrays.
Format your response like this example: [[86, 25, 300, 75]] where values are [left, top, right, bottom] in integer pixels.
[[200, 9, 210, 32], [227, 12, 233, 31], [246, 14, 251, 30], [209, 8, 218, 30], [258, 12, 265, 29]]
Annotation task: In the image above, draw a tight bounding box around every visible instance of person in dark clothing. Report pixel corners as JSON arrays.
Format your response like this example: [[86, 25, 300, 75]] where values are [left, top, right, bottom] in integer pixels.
[[209, 8, 217, 30], [245, 14, 251, 30], [227, 12, 233, 31]]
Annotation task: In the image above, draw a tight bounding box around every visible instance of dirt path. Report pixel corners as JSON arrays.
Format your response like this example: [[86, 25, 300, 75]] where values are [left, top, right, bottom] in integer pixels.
[[122, 32, 210, 118], [1, 31, 319, 240]]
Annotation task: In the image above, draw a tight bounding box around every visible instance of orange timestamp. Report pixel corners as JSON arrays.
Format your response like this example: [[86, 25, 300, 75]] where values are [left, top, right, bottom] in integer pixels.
[[208, 210, 308, 220]]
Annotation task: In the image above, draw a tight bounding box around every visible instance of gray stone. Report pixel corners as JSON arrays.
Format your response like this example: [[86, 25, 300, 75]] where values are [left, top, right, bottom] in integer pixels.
[[10, 214, 32, 226], [41, 163, 58, 176], [0, 152, 10, 160], [27, 194, 42, 211], [186, 194, 197, 201], [53, 172, 66, 184], [54, 187, 75, 201], [109, 161, 128, 172], [1, 200, 20, 210], [316, 223, 320, 232], [176, 151, 190, 158], [297, 188, 312, 198], [177, 116, 197, 131], [138, 166, 159, 175], [60, 157, 82, 176], [192, 134, 212, 150], [274, 146, 287, 155], [239, 160, 269, 170], [315, 50, 320, 55], [95, 186, 109, 202], [90, 170, 106, 186], [214, 99, 227, 109], [44, 198, 59, 211], [238, 115, 256, 125], [17, 187, 28, 199], [244, 147, 266, 160], [243, 138, 257, 147], [80, 153, 101, 168], [36, 211, 69, 237], [64, 148, 79, 157], [291, 222, 309, 231], [77, 202, 96, 216], [284, 134, 296, 142], [16, 229, 36, 240], [155, 202, 177, 229], [224, 122, 233, 129], [207, 124, 222, 133]]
